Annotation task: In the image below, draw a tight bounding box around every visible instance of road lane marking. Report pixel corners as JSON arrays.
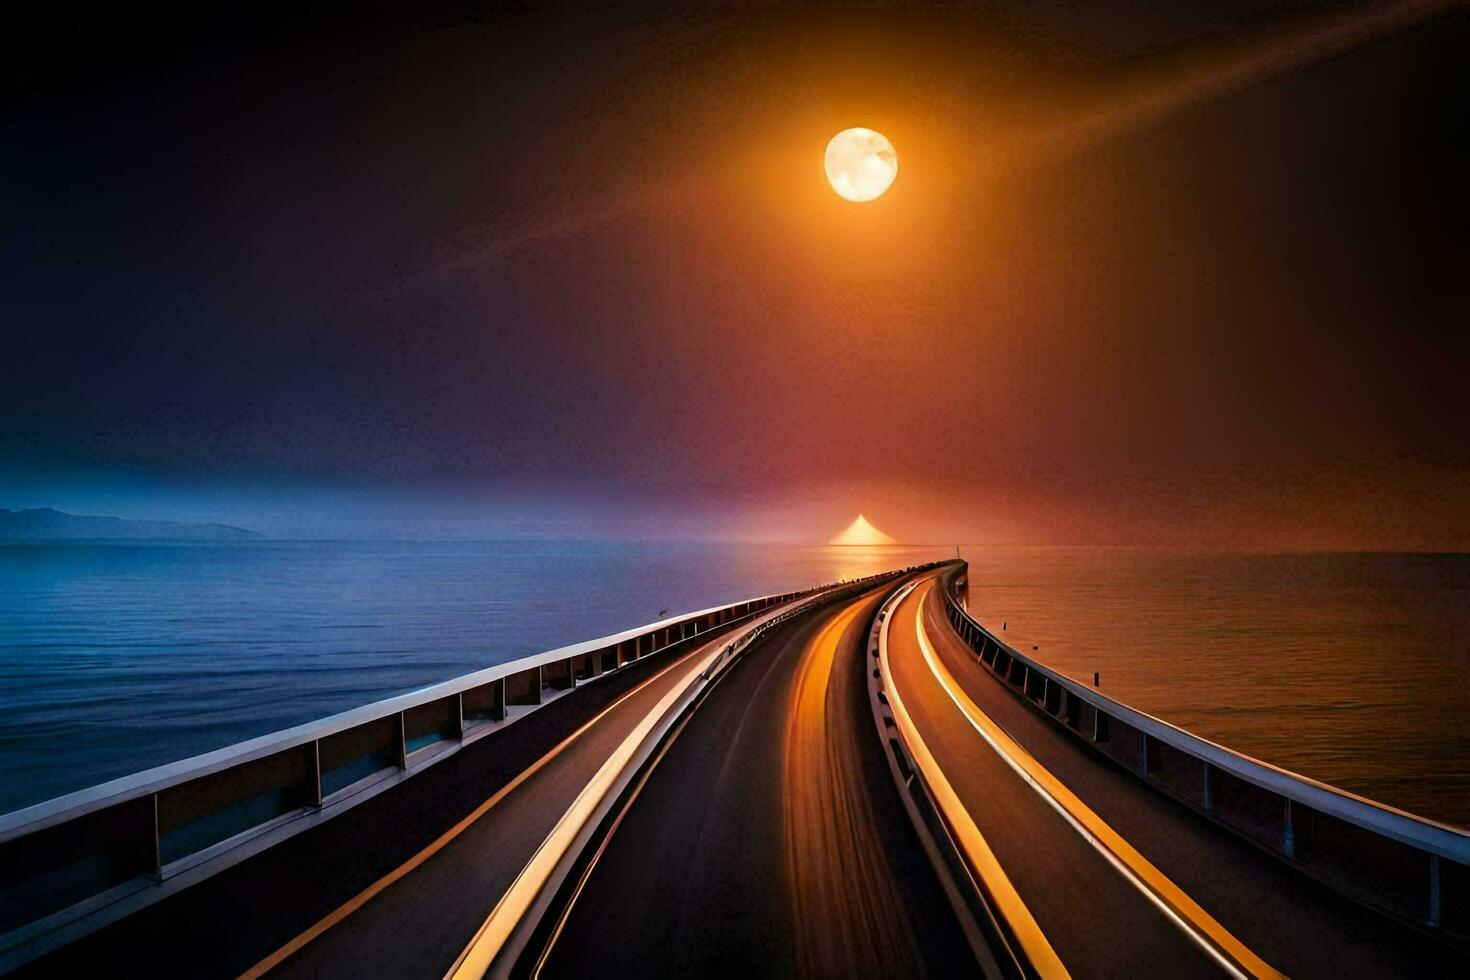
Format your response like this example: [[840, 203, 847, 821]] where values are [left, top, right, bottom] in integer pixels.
[[447, 632, 736, 979], [877, 585, 1070, 979], [528, 675, 708, 977], [909, 582, 1284, 980], [239, 647, 711, 979]]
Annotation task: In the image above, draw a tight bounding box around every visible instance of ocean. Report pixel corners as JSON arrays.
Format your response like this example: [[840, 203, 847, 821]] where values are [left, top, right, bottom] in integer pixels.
[[0, 542, 1464, 826], [960, 547, 1469, 827]]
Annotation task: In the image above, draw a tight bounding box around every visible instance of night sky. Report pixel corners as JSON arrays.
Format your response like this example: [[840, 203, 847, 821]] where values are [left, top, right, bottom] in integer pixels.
[[3, 2, 1465, 545]]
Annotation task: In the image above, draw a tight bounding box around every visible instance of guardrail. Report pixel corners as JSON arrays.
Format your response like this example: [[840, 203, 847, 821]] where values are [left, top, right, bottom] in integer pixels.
[[934, 562, 1470, 942], [482, 563, 942, 978], [866, 577, 1025, 980], [0, 576, 857, 966]]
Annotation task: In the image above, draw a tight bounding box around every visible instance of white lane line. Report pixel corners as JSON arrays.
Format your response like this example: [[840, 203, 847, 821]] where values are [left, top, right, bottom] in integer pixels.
[[911, 587, 1269, 980]]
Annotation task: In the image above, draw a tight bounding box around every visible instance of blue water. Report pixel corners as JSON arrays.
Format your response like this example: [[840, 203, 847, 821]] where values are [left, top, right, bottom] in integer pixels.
[[2, 543, 1464, 827], [0, 540, 946, 816], [960, 548, 1470, 827]]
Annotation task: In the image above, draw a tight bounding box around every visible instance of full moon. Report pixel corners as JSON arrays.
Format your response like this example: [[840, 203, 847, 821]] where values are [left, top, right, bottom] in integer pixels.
[[824, 127, 898, 202]]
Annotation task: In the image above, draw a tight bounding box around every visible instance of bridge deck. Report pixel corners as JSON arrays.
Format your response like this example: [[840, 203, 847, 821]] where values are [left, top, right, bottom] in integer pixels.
[[13, 565, 1466, 978], [13, 615, 771, 979], [539, 581, 975, 977], [888, 573, 1466, 978], [261, 627, 725, 979]]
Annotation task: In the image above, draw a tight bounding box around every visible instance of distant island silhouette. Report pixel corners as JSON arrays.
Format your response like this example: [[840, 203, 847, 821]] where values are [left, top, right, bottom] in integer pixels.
[[0, 507, 259, 542]]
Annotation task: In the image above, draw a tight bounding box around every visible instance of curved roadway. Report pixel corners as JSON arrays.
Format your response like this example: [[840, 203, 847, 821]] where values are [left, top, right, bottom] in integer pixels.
[[538, 579, 975, 978], [880, 572, 1468, 979], [20, 567, 1466, 979], [15, 603, 799, 980]]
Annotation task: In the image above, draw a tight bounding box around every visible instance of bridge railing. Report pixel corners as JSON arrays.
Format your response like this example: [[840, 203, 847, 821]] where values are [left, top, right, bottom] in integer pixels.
[[0, 576, 854, 959], [935, 563, 1470, 941]]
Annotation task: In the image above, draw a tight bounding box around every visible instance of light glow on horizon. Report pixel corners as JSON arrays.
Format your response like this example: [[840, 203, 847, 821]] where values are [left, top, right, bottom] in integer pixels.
[[830, 513, 897, 546]]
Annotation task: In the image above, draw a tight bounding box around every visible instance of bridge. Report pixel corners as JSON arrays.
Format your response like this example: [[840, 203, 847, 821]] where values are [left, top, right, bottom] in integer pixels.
[[1, 562, 1466, 977]]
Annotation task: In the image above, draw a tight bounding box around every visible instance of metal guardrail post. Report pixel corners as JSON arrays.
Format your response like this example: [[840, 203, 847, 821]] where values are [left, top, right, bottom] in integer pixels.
[[150, 794, 162, 879], [310, 741, 324, 808], [930, 561, 1470, 940], [0, 573, 918, 969]]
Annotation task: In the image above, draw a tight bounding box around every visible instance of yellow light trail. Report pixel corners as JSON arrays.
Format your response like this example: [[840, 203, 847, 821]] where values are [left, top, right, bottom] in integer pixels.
[[783, 598, 922, 977], [878, 583, 1070, 979], [239, 644, 711, 979], [909, 581, 1283, 979], [446, 634, 733, 979]]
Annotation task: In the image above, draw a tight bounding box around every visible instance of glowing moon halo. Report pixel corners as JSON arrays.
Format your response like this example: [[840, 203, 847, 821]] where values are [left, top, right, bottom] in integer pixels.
[[824, 127, 898, 202]]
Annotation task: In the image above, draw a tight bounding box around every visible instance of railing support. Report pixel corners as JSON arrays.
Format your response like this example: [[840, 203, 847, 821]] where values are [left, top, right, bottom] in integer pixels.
[[930, 563, 1470, 938], [395, 712, 408, 769], [310, 740, 323, 808], [150, 793, 162, 878], [0, 575, 874, 964]]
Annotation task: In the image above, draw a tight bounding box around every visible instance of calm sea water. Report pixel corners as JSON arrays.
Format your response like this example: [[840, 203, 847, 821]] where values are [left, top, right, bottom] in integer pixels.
[[0, 541, 946, 816], [961, 548, 1469, 827], [0, 543, 1464, 827]]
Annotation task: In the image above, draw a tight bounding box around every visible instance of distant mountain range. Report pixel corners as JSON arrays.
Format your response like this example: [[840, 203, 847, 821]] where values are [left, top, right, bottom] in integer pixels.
[[0, 508, 260, 542]]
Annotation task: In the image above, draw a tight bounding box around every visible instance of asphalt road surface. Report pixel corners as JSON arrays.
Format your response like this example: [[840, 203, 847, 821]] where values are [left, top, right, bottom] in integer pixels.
[[21, 568, 1464, 979], [882, 573, 1468, 979], [539, 580, 975, 978], [17, 608, 783, 980], [260, 615, 789, 979]]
